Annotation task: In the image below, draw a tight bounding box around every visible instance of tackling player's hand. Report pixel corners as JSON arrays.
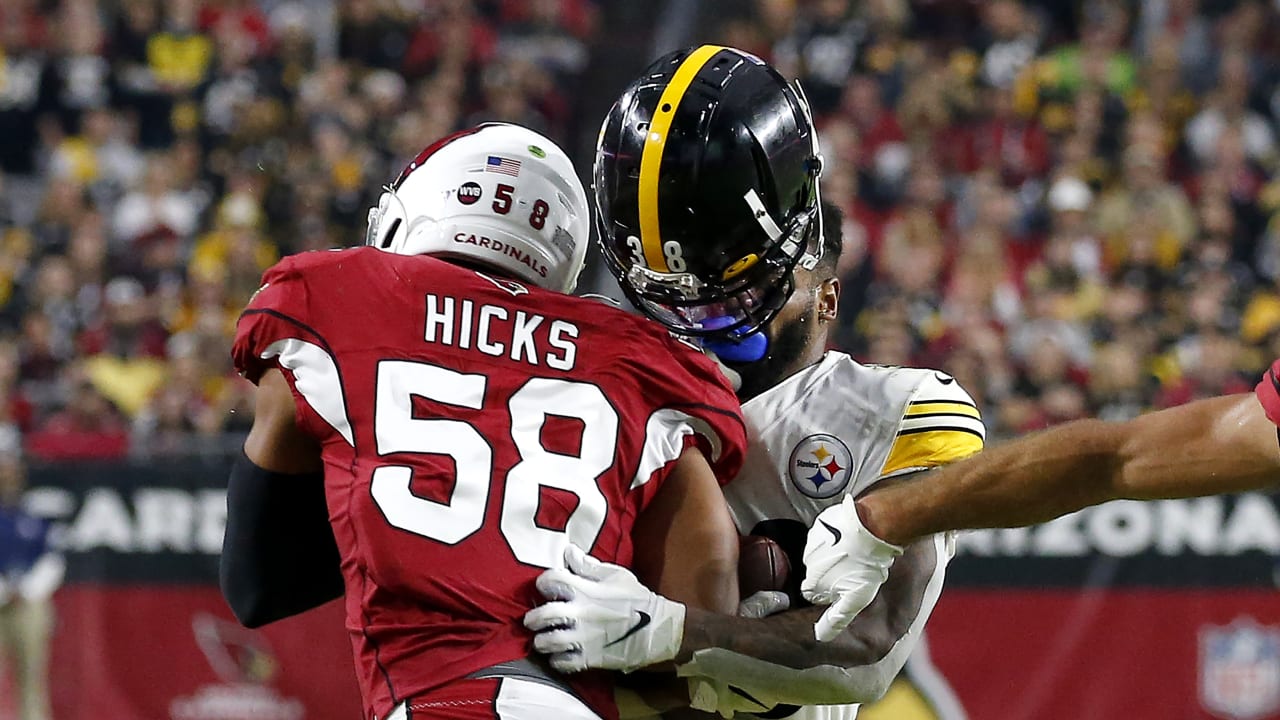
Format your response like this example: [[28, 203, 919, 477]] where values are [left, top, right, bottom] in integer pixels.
[[801, 495, 904, 642], [524, 544, 686, 674]]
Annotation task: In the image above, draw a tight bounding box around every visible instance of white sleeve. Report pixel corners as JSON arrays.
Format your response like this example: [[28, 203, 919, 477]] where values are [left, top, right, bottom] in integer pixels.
[[18, 553, 65, 601], [676, 531, 954, 709], [879, 371, 984, 480]]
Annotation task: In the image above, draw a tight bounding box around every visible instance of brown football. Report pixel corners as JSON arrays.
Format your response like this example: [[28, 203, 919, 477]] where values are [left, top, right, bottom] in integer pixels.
[[738, 534, 791, 598]]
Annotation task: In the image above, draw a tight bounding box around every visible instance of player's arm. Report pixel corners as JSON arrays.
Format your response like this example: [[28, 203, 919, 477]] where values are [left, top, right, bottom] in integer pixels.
[[220, 368, 344, 628], [631, 446, 740, 615], [525, 446, 741, 673], [674, 365, 979, 709], [675, 525, 945, 707], [858, 392, 1280, 547], [803, 386, 1280, 643], [615, 445, 741, 717], [528, 514, 942, 708]]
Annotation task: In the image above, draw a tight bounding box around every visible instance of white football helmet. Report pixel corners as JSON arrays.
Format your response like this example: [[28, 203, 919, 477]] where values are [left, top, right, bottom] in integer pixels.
[[366, 123, 590, 293]]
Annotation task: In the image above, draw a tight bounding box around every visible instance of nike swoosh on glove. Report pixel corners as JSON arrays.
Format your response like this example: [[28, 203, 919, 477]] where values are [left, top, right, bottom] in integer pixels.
[[801, 495, 904, 642], [523, 544, 686, 674]]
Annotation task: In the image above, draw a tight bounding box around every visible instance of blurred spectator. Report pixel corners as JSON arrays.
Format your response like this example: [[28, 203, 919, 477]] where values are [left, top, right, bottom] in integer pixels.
[[338, 0, 411, 70], [50, 108, 147, 205], [0, 9, 49, 181], [497, 0, 591, 84], [25, 363, 129, 461], [0, 425, 62, 720], [976, 0, 1041, 90], [111, 154, 203, 244], [1184, 49, 1276, 167], [956, 81, 1051, 186], [8, 0, 1280, 452], [773, 0, 865, 115], [0, 341, 34, 433], [402, 0, 498, 81], [45, 0, 111, 136], [1134, 0, 1215, 95], [1036, 2, 1137, 100], [1096, 145, 1195, 269], [146, 0, 214, 99], [1043, 175, 1103, 280], [1088, 340, 1151, 420], [79, 277, 168, 418]]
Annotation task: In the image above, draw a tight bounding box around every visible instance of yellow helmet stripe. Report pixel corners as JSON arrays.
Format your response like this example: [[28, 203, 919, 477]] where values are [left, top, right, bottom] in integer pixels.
[[637, 44, 725, 272]]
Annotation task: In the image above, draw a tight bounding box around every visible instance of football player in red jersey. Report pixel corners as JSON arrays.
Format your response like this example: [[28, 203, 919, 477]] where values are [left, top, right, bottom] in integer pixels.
[[797, 363, 1280, 641], [219, 123, 749, 720]]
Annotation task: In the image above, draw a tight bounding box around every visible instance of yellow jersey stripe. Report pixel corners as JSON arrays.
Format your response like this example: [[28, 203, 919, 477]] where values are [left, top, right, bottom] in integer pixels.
[[905, 401, 981, 419], [637, 44, 724, 271], [881, 429, 984, 478]]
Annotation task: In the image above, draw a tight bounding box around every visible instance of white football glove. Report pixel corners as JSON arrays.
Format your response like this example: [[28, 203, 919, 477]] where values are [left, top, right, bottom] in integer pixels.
[[801, 495, 904, 642], [523, 544, 686, 674]]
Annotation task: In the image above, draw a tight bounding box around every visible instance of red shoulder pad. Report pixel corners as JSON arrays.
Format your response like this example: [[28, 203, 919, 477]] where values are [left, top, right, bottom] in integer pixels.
[[231, 256, 325, 384], [1254, 358, 1280, 427], [652, 333, 748, 484]]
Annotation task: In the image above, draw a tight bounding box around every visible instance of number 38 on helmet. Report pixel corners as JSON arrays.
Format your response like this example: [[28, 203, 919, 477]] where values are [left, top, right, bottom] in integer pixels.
[[594, 45, 824, 338]]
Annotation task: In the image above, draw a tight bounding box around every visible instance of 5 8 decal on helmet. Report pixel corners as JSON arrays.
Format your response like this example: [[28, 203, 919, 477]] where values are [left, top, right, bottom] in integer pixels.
[[366, 124, 589, 294]]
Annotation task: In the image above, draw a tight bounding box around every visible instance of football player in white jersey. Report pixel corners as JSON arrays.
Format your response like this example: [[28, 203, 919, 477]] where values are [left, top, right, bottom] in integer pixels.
[[794, 357, 1280, 644], [524, 45, 973, 719]]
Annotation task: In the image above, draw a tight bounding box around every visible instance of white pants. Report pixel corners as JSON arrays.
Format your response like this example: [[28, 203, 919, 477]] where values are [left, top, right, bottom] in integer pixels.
[[385, 677, 603, 720]]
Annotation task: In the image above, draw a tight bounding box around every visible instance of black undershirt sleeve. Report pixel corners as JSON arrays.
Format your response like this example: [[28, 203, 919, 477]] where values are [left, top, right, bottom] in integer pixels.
[[220, 451, 345, 628]]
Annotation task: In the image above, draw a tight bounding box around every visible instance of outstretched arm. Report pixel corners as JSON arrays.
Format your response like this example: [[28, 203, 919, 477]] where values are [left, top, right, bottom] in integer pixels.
[[858, 393, 1280, 547]]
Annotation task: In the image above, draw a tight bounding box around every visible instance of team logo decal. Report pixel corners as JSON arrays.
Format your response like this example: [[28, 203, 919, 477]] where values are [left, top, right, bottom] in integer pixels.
[[1200, 618, 1280, 720], [475, 271, 529, 297], [457, 181, 482, 205], [170, 613, 304, 720], [788, 434, 853, 499]]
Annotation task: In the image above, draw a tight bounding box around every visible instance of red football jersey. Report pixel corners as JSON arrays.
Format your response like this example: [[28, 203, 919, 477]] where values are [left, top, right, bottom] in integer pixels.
[[232, 247, 746, 720], [1257, 358, 1280, 427]]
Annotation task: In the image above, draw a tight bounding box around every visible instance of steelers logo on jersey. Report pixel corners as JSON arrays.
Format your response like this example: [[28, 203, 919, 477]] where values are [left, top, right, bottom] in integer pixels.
[[788, 434, 853, 499]]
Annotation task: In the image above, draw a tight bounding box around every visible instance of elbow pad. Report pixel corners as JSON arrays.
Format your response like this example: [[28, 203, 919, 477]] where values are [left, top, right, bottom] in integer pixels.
[[221, 452, 342, 627]]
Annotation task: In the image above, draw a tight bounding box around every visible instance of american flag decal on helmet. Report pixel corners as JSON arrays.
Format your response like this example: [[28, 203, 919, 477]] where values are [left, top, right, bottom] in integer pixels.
[[486, 156, 521, 177]]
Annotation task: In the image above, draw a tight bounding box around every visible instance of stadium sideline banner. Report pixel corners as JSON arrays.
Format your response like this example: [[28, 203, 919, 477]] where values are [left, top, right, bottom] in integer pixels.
[[18, 461, 1280, 719], [20, 459, 360, 720], [934, 494, 1280, 720]]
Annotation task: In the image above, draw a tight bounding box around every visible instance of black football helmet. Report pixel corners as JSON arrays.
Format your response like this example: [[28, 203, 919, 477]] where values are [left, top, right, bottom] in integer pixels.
[[595, 44, 824, 338]]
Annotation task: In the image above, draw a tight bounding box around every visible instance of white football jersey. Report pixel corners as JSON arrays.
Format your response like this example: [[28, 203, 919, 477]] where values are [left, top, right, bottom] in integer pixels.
[[722, 351, 983, 720], [724, 351, 985, 533]]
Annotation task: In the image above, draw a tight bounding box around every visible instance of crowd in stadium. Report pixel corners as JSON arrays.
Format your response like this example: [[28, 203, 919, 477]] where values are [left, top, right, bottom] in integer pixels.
[[1, 0, 1279, 461]]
